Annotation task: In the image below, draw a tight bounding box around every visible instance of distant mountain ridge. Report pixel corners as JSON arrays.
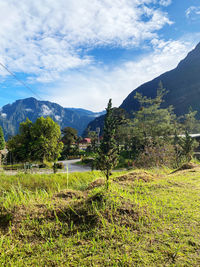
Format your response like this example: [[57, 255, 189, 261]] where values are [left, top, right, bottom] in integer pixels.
[[86, 41, 200, 132], [0, 97, 105, 140]]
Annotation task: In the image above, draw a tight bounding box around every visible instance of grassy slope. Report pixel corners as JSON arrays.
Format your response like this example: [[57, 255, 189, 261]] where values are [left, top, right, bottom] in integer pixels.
[[0, 168, 200, 266]]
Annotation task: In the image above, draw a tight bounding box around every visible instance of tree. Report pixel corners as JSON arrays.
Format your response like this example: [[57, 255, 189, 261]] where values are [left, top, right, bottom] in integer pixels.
[[181, 107, 200, 134], [178, 131, 198, 162], [0, 126, 5, 150], [96, 99, 120, 189], [61, 127, 78, 158], [87, 131, 98, 153], [128, 82, 183, 168], [7, 117, 63, 163], [7, 119, 33, 163], [31, 117, 63, 162], [0, 126, 5, 165], [132, 82, 177, 153]]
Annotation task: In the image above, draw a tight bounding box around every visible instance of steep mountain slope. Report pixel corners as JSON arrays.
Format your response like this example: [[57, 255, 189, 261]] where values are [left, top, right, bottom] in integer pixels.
[[86, 42, 200, 132], [0, 97, 105, 139], [121, 42, 200, 115]]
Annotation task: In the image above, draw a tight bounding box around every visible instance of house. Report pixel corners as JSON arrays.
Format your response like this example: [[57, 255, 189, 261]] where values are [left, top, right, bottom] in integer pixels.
[[78, 138, 91, 150]]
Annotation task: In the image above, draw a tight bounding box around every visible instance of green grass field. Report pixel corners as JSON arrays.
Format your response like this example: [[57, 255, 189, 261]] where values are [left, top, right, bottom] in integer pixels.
[[0, 167, 200, 266]]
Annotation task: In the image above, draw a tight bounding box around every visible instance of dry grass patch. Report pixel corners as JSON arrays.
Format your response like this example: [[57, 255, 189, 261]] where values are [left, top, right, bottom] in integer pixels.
[[114, 170, 155, 184]]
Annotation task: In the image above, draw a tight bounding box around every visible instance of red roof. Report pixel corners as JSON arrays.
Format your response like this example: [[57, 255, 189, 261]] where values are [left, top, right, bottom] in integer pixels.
[[80, 138, 91, 144]]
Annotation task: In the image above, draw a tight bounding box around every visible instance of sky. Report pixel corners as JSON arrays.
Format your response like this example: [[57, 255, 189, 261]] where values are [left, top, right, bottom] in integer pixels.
[[0, 0, 200, 111]]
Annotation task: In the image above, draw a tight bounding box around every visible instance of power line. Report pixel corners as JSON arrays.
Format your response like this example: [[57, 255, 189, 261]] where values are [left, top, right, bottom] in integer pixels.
[[0, 62, 42, 100]]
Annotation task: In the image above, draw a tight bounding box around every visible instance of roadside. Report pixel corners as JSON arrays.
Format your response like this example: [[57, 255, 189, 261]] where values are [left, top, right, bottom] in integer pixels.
[[0, 159, 92, 175]]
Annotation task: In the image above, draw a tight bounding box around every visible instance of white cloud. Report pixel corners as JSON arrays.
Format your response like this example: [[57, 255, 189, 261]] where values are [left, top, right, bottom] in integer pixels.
[[159, 0, 172, 7], [0, 0, 196, 113], [45, 39, 195, 111], [0, 0, 172, 80], [186, 6, 200, 20]]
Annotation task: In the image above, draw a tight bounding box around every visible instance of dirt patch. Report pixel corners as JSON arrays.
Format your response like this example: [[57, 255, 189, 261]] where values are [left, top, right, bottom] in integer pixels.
[[0, 208, 13, 232], [54, 189, 85, 200], [87, 179, 105, 190], [114, 171, 154, 184], [171, 162, 199, 174], [102, 201, 144, 228]]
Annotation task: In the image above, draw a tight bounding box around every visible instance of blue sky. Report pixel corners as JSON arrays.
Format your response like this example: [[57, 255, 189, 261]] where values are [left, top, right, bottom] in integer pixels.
[[0, 0, 200, 111]]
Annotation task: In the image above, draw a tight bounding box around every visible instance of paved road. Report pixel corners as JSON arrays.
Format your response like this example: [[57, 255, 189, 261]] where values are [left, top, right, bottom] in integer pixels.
[[2, 159, 92, 175], [59, 159, 92, 173]]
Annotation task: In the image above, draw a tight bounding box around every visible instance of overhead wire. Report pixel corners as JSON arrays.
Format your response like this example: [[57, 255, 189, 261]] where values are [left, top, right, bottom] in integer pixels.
[[0, 62, 42, 100]]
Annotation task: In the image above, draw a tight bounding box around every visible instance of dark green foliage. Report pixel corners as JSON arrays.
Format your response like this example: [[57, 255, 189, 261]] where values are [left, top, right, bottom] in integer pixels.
[[178, 131, 198, 162], [127, 83, 178, 164], [6, 118, 33, 163], [53, 162, 64, 173], [0, 126, 5, 150], [181, 108, 200, 133], [133, 82, 176, 144], [96, 99, 120, 189], [86, 131, 98, 154], [61, 127, 78, 159]]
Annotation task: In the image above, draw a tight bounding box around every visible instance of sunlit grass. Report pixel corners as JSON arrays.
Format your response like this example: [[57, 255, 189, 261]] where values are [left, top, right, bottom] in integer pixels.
[[0, 168, 200, 265]]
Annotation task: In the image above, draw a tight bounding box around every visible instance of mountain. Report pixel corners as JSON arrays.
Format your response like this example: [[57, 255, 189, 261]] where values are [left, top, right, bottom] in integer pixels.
[[86, 42, 200, 132], [121, 42, 200, 116], [0, 97, 105, 140]]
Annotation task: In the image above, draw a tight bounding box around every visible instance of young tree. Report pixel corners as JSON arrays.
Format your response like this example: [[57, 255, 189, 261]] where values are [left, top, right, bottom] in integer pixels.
[[96, 99, 120, 189]]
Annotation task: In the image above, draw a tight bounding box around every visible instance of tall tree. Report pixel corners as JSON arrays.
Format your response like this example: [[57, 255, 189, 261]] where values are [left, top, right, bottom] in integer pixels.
[[0, 126, 5, 150], [96, 99, 120, 189], [87, 131, 98, 153], [181, 107, 200, 134], [7, 118, 33, 163], [31, 117, 63, 162], [7, 117, 63, 163], [132, 82, 177, 151], [0, 126, 5, 165], [61, 127, 78, 158]]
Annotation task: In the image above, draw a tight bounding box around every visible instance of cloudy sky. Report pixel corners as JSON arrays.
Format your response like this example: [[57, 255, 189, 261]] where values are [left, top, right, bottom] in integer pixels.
[[0, 0, 200, 111]]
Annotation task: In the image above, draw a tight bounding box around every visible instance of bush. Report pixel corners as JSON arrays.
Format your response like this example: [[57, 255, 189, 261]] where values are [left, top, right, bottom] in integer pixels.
[[38, 161, 53, 169], [53, 162, 64, 169], [134, 142, 178, 168], [3, 164, 24, 171]]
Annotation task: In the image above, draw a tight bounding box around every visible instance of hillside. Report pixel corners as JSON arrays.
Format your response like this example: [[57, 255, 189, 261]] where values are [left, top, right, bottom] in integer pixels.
[[0, 167, 199, 265], [86, 42, 200, 132], [121, 42, 200, 116], [0, 97, 105, 139]]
